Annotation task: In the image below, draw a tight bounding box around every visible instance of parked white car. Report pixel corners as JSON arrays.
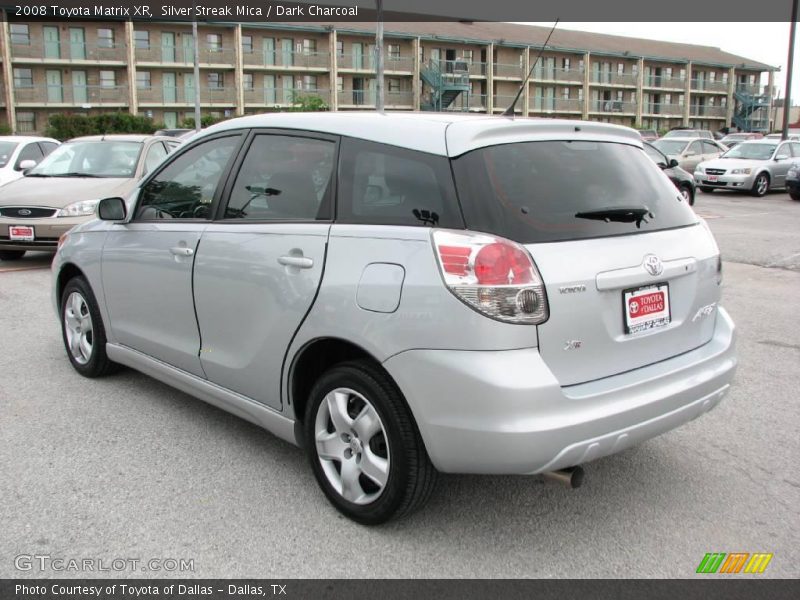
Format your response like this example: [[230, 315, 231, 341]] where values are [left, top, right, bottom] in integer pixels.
[[0, 136, 60, 187]]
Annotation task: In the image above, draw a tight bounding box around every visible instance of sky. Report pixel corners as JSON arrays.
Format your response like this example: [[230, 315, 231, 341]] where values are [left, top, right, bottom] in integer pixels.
[[522, 22, 800, 102]]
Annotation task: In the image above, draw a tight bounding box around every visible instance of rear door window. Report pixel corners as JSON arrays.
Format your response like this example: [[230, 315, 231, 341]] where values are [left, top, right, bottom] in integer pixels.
[[451, 141, 697, 244], [336, 137, 462, 228]]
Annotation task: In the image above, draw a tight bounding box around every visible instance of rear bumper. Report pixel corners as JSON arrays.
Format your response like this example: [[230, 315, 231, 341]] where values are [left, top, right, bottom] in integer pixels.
[[383, 307, 736, 475]]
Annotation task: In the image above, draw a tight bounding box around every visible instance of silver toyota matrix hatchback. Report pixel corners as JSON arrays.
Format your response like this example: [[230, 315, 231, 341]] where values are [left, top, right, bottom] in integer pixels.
[[52, 113, 737, 524]]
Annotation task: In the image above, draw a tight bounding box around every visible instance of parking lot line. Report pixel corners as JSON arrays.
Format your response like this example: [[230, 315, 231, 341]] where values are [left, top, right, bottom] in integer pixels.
[[0, 265, 50, 273]]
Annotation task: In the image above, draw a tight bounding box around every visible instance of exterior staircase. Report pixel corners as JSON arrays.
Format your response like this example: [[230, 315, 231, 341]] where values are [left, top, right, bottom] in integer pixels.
[[733, 86, 770, 132], [420, 59, 471, 111]]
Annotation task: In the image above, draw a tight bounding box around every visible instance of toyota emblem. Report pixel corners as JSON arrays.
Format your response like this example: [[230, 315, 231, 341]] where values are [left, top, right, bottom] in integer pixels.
[[643, 254, 663, 276]]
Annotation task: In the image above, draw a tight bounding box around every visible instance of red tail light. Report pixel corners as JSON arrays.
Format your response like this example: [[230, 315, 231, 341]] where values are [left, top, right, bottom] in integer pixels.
[[432, 230, 549, 325]]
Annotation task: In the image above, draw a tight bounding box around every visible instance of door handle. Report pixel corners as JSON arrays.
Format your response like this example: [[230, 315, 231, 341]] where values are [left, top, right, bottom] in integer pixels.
[[170, 246, 194, 257], [278, 255, 313, 269]]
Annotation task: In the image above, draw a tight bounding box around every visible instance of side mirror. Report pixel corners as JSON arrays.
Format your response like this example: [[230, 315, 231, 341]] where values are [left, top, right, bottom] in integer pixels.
[[669, 158, 680, 168], [98, 197, 127, 221], [657, 161, 668, 170], [18, 159, 37, 172]]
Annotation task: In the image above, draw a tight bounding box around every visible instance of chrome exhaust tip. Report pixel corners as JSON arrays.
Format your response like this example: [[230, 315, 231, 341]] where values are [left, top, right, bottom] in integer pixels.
[[542, 466, 584, 489]]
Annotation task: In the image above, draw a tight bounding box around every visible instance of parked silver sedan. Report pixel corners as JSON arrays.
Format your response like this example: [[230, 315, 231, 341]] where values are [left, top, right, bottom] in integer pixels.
[[694, 139, 800, 197], [652, 137, 728, 172]]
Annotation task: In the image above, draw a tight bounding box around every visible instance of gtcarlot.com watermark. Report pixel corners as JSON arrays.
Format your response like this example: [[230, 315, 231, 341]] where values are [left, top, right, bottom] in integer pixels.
[[14, 554, 195, 573]]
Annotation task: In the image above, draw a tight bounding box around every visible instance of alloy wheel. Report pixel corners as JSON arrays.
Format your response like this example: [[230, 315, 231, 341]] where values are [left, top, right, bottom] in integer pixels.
[[63, 291, 93, 365], [314, 387, 390, 505]]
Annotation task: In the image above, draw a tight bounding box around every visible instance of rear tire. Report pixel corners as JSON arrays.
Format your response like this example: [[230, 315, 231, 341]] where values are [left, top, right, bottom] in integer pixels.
[[304, 360, 437, 525], [790, 189, 800, 201], [60, 276, 118, 378], [0, 250, 25, 261], [750, 173, 769, 197], [699, 186, 714, 194]]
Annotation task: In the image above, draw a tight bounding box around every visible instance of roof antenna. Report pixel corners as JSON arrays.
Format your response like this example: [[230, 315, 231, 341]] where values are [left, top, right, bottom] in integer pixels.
[[502, 18, 560, 117]]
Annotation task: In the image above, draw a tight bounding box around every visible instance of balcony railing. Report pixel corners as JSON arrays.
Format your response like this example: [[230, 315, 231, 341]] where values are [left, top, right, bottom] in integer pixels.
[[643, 75, 687, 89], [532, 97, 583, 112], [337, 89, 413, 107], [466, 62, 488, 76], [690, 104, 727, 117], [384, 56, 414, 72], [138, 85, 235, 104], [643, 103, 684, 116], [691, 78, 728, 92], [492, 94, 523, 112], [135, 44, 235, 65], [243, 87, 331, 105], [591, 100, 636, 113], [494, 62, 524, 78], [591, 72, 638, 86], [245, 50, 330, 69], [14, 84, 129, 105], [735, 83, 763, 95], [11, 41, 126, 62], [443, 93, 488, 111]]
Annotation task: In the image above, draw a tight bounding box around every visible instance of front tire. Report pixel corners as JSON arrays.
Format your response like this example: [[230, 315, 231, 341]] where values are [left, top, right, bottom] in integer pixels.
[[60, 276, 118, 378], [790, 189, 800, 201], [751, 173, 769, 197], [0, 250, 25, 260], [699, 186, 714, 194], [304, 360, 437, 525], [679, 184, 695, 206]]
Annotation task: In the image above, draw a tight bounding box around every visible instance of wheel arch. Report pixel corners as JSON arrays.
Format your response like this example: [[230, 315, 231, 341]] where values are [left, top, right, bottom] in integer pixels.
[[56, 262, 87, 309], [288, 337, 394, 445]]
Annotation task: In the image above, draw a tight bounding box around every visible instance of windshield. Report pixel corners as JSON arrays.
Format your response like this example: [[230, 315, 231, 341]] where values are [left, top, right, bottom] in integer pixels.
[[664, 130, 697, 138], [0, 141, 19, 168], [451, 141, 697, 244], [28, 141, 142, 177], [652, 140, 688, 155], [722, 143, 777, 160]]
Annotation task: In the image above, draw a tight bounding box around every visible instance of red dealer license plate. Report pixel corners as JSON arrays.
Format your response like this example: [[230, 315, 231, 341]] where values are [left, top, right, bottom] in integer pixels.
[[623, 283, 671, 334], [8, 225, 34, 241]]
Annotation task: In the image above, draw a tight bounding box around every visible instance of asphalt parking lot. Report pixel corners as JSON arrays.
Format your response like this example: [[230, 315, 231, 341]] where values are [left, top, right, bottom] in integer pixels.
[[1, 190, 798, 579]]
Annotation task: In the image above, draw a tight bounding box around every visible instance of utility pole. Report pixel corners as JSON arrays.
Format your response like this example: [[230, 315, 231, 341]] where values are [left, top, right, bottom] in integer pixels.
[[782, 0, 798, 139], [375, 0, 384, 112], [193, 5, 202, 132]]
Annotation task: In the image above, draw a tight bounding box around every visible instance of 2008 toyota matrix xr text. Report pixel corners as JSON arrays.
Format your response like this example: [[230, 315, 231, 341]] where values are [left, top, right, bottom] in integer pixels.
[[52, 113, 737, 524]]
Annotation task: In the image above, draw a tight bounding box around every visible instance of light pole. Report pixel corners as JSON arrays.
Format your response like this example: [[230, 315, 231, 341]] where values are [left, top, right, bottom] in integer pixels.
[[782, 0, 798, 139], [192, 4, 201, 132], [375, 0, 384, 112]]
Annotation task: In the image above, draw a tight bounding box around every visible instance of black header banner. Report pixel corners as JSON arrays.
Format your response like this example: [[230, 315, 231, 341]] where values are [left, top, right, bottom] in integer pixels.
[[1, 0, 799, 22]]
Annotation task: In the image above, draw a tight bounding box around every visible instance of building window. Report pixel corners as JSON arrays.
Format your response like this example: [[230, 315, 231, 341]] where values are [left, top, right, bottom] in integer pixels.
[[100, 71, 116, 88], [632, 63, 639, 76], [616, 90, 624, 101], [243, 73, 254, 90], [336, 76, 343, 92], [242, 35, 253, 54], [13, 68, 33, 88], [678, 94, 685, 105], [303, 39, 317, 54], [10, 24, 30, 45], [336, 40, 344, 56], [709, 71, 716, 82], [578, 88, 583, 100], [679, 68, 686, 81], [664, 93, 672, 104], [17, 112, 36, 133], [562, 57, 571, 71], [97, 28, 114, 49], [461, 49, 472, 63], [208, 72, 224, 89], [664, 67, 672, 80], [387, 78, 401, 93], [617, 63, 624, 76], [578, 59, 585, 72], [136, 71, 151, 89], [721, 97, 727, 107], [303, 75, 317, 90], [631, 91, 636, 102], [722, 72, 729, 84], [207, 33, 223, 52], [134, 30, 149, 49]]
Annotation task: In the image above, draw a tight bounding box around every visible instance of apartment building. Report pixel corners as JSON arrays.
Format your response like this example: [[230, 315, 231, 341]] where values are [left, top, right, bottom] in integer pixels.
[[0, 19, 775, 134]]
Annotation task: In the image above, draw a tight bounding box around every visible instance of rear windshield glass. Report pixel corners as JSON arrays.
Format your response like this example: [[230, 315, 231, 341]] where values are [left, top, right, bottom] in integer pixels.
[[451, 141, 698, 244]]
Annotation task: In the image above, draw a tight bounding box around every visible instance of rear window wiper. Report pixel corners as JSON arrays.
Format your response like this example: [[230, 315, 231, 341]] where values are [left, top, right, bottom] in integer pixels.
[[575, 206, 653, 228]]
